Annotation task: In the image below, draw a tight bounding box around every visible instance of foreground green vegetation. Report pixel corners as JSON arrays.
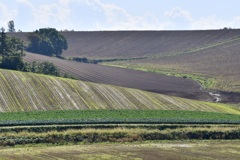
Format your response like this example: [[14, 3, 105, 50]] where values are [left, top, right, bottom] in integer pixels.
[[0, 110, 240, 126]]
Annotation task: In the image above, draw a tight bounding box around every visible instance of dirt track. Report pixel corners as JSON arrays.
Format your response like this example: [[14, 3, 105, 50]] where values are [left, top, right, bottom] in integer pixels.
[[24, 52, 212, 101]]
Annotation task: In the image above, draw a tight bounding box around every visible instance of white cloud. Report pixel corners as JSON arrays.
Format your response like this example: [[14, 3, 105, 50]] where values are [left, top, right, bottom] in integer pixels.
[[16, 0, 72, 30], [84, 0, 169, 30], [190, 15, 230, 30], [32, 3, 71, 27], [164, 7, 192, 21], [231, 16, 240, 28], [165, 7, 240, 30], [16, 0, 33, 7], [8, 1, 240, 31], [0, 2, 18, 29]]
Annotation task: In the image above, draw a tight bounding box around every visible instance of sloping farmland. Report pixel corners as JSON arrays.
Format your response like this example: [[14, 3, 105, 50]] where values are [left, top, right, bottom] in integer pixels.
[[8, 29, 240, 59], [24, 52, 212, 101], [0, 69, 238, 114]]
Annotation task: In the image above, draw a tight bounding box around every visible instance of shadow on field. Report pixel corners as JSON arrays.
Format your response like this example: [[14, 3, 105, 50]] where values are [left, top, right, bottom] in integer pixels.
[[219, 91, 240, 103]]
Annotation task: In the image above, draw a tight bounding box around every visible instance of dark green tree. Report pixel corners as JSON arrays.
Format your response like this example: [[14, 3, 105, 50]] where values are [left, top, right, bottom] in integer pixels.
[[0, 27, 6, 56], [0, 27, 24, 70], [27, 28, 68, 57], [38, 61, 60, 76], [23, 61, 60, 76], [8, 20, 16, 32]]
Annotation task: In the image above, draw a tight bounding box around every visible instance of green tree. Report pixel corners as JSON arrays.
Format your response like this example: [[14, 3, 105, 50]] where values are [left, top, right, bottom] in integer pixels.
[[0, 27, 7, 56], [0, 27, 24, 70], [24, 61, 60, 76], [8, 20, 16, 32], [38, 61, 60, 76], [27, 28, 68, 57]]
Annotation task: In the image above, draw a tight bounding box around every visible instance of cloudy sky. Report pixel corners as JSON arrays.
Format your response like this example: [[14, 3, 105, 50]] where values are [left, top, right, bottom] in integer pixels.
[[1, 0, 240, 31]]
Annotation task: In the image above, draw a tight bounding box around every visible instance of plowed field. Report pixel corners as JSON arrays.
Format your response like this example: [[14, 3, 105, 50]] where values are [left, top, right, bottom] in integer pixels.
[[8, 29, 240, 59], [24, 52, 212, 101]]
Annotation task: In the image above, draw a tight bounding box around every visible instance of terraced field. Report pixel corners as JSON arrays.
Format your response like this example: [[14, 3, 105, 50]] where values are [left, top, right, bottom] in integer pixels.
[[0, 69, 238, 114]]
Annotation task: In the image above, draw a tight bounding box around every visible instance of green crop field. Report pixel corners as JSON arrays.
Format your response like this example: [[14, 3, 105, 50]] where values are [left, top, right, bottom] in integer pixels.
[[0, 110, 240, 126]]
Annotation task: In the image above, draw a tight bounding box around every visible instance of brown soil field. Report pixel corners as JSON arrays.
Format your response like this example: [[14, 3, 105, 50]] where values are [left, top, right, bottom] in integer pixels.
[[24, 52, 212, 101], [8, 29, 240, 59], [103, 31, 240, 102]]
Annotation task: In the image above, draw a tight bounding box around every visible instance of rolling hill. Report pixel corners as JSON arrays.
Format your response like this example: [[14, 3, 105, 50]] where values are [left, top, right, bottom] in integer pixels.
[[105, 31, 240, 94], [23, 52, 212, 101], [8, 29, 240, 59], [8, 29, 240, 103], [0, 69, 238, 114]]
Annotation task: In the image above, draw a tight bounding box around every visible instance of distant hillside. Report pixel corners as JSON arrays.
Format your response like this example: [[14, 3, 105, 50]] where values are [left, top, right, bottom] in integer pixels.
[[0, 69, 238, 114], [8, 29, 240, 98], [102, 30, 240, 94], [8, 29, 240, 59]]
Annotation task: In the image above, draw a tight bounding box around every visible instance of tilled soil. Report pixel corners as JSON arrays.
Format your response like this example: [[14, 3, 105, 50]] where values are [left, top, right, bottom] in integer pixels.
[[9, 30, 240, 58], [24, 52, 213, 101]]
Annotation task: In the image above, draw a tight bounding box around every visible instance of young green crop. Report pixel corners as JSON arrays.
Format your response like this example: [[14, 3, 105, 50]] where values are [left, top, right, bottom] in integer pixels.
[[0, 110, 240, 126]]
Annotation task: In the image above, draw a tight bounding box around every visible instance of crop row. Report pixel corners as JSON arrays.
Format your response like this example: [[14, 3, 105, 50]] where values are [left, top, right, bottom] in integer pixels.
[[0, 110, 240, 126], [0, 69, 239, 114]]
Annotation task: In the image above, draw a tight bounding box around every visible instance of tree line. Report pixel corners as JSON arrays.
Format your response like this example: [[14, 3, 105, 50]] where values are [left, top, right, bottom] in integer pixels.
[[0, 21, 69, 77]]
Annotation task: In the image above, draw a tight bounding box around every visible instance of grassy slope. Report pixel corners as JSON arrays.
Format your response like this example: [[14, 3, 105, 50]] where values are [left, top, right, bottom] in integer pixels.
[[0, 69, 239, 114]]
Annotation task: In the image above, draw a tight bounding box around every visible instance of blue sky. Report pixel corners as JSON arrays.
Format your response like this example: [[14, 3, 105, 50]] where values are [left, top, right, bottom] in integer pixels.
[[1, 0, 240, 31]]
